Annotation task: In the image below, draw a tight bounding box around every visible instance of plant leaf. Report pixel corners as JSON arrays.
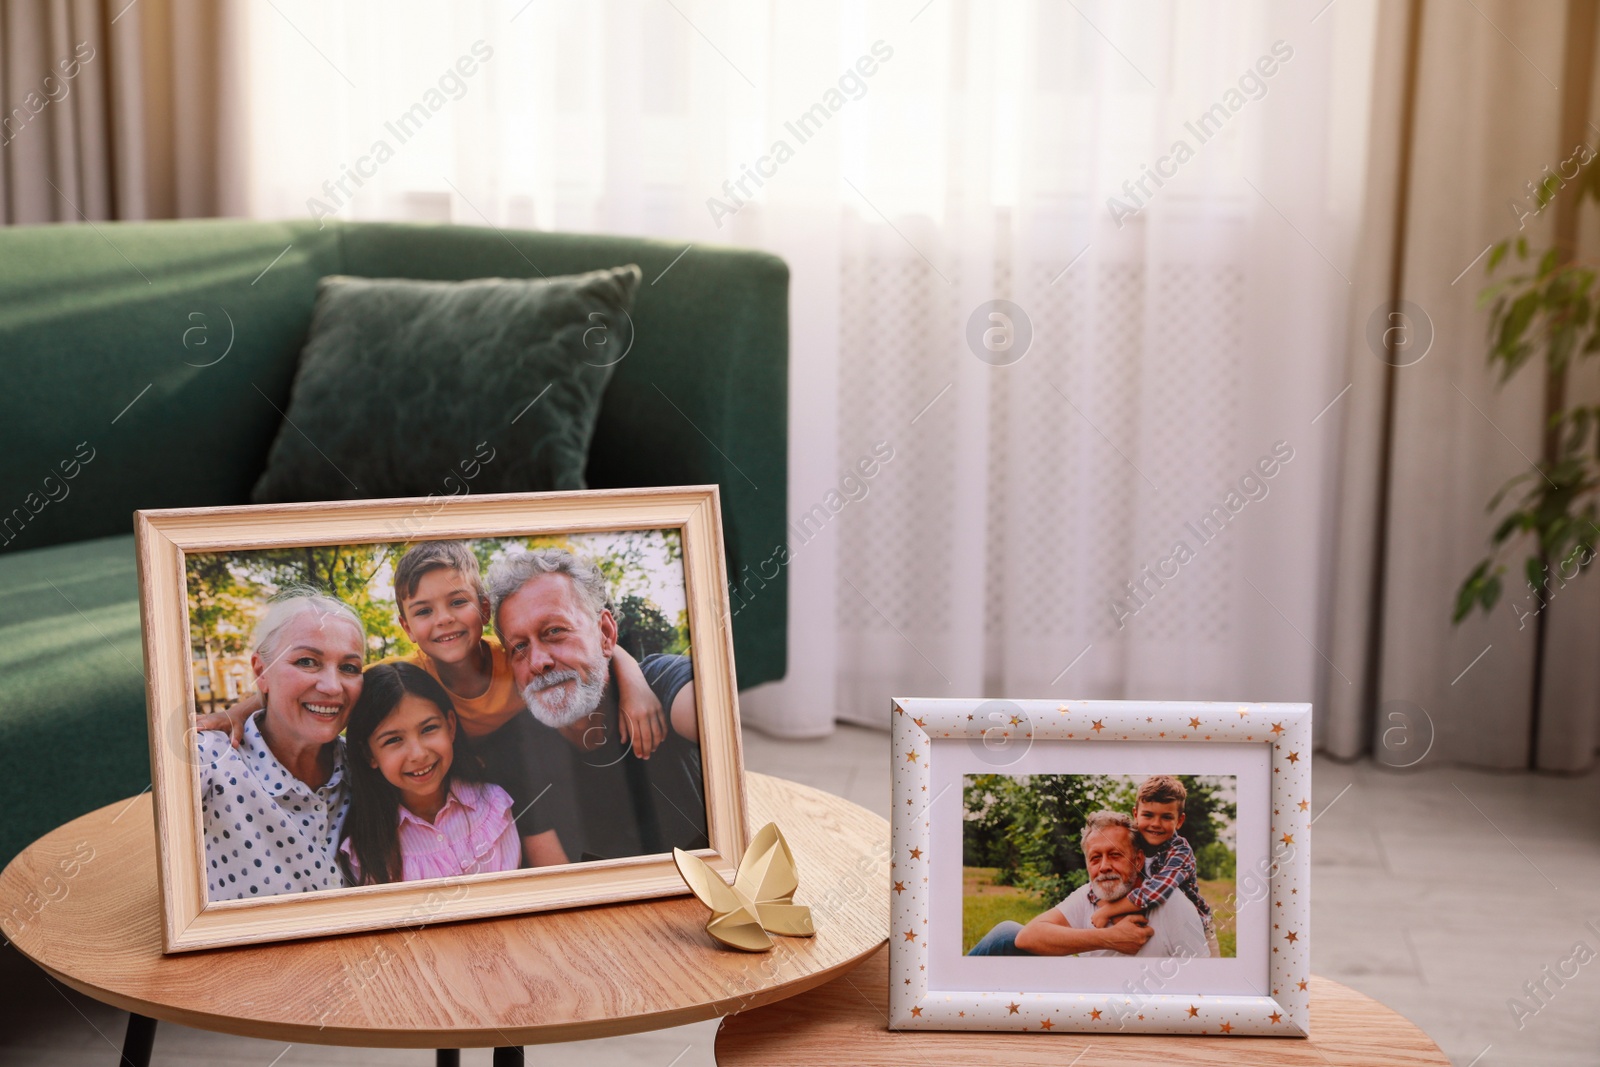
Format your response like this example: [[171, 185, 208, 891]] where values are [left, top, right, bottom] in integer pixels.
[[1488, 240, 1508, 274], [1454, 566, 1486, 623]]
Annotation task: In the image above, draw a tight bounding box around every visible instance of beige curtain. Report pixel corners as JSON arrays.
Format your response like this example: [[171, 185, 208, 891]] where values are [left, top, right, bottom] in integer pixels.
[[1326, 0, 1600, 771], [0, 0, 236, 224]]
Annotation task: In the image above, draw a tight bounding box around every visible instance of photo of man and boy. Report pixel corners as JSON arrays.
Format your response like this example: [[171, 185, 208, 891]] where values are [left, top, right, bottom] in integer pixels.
[[963, 773, 1236, 960], [186, 530, 706, 902]]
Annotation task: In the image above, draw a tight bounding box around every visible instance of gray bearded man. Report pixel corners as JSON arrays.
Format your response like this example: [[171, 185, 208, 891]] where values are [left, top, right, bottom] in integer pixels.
[[474, 548, 706, 863]]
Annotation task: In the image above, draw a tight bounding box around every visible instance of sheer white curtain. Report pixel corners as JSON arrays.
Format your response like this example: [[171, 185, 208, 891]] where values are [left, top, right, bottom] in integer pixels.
[[234, 0, 1378, 737]]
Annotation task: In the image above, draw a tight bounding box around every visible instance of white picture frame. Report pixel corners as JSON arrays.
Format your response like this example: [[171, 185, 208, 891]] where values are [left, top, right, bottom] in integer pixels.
[[889, 697, 1311, 1037]]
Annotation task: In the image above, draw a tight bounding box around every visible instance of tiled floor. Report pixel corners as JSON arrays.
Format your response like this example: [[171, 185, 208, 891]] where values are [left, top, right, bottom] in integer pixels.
[[4, 724, 1596, 1065]]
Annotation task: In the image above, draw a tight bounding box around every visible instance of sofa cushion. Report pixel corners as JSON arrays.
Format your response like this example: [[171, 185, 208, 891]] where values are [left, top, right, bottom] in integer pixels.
[[251, 266, 642, 504], [0, 534, 148, 865]]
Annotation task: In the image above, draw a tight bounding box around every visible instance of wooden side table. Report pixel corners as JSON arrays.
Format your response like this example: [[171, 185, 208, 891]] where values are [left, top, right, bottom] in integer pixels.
[[0, 773, 889, 1062], [716, 947, 1451, 1066]]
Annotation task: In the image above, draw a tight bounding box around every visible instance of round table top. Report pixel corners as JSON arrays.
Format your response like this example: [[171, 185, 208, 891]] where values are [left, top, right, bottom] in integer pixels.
[[716, 947, 1451, 1067], [0, 773, 889, 1048]]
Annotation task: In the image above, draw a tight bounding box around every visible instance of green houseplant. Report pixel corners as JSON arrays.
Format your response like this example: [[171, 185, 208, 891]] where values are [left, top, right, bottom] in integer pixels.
[[1455, 158, 1600, 625]]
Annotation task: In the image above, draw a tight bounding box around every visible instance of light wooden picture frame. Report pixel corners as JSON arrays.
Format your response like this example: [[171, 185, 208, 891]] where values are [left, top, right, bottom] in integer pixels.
[[889, 697, 1311, 1037], [136, 486, 746, 952]]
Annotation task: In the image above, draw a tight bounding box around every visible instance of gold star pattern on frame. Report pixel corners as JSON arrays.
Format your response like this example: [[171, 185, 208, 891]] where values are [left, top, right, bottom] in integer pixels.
[[889, 698, 1311, 1035], [673, 822, 815, 953]]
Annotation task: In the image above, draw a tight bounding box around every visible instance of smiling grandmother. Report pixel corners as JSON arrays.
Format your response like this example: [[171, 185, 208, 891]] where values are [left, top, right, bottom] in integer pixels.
[[196, 588, 365, 900]]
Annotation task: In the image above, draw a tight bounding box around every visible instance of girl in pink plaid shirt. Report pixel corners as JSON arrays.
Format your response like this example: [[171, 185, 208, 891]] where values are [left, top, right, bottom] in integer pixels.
[[338, 662, 523, 885]]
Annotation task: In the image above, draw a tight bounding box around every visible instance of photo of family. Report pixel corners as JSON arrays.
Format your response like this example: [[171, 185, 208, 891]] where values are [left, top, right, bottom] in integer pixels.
[[962, 773, 1237, 960], [185, 529, 707, 903]]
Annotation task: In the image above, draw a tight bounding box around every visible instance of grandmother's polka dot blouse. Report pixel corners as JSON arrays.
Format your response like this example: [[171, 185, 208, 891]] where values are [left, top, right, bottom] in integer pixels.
[[197, 710, 351, 901]]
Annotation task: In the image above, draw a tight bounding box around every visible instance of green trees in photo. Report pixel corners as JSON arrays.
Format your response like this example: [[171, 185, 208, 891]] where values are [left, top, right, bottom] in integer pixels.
[[484, 530, 690, 656], [963, 773, 1237, 907], [1195, 839, 1237, 881], [185, 529, 692, 712], [237, 544, 413, 659], [612, 593, 686, 658], [185, 544, 415, 687], [186, 553, 258, 714]]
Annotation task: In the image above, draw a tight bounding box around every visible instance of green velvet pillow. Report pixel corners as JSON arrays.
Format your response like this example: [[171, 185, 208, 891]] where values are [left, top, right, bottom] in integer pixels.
[[251, 266, 641, 504]]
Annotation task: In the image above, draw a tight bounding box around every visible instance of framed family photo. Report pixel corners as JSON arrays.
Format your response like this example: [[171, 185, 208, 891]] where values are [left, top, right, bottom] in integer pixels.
[[890, 698, 1310, 1037], [135, 486, 746, 952]]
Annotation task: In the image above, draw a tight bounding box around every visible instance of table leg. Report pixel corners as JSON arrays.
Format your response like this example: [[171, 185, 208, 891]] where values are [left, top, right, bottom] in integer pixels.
[[120, 1013, 157, 1067], [435, 1052, 460, 1067], [492, 1048, 524, 1066]]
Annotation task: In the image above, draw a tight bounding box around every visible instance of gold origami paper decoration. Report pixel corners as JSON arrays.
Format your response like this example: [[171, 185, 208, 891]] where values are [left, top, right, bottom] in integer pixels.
[[674, 822, 816, 952]]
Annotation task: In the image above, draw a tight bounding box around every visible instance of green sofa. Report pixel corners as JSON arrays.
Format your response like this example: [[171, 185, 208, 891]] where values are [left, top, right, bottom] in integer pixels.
[[0, 219, 788, 866]]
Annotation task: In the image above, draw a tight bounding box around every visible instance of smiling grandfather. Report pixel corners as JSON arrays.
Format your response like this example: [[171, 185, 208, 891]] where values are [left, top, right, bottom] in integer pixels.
[[477, 547, 706, 863]]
